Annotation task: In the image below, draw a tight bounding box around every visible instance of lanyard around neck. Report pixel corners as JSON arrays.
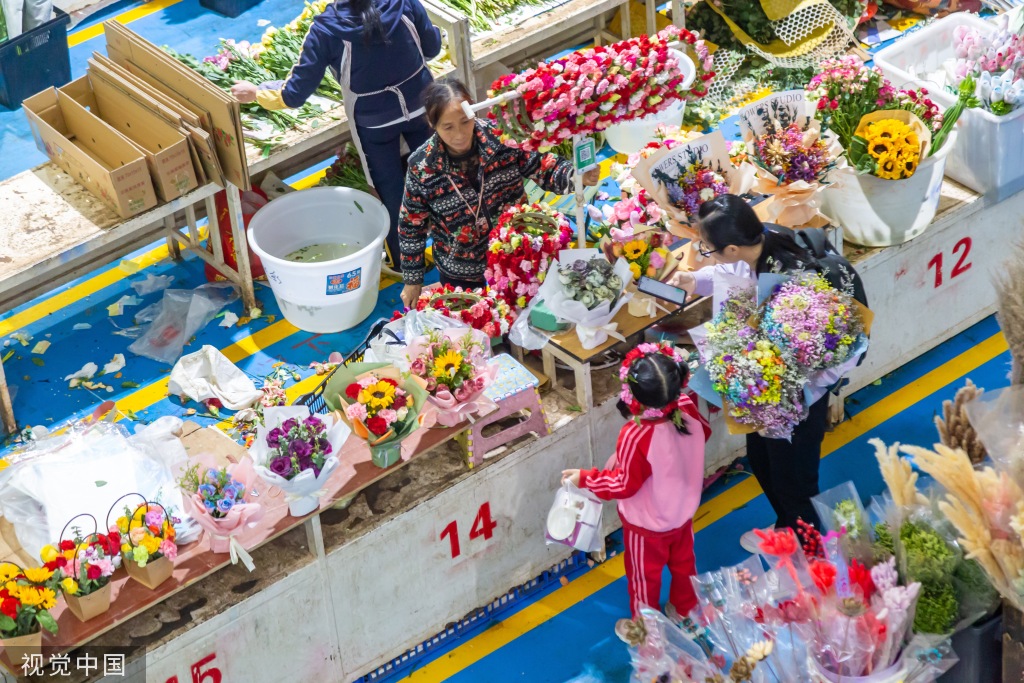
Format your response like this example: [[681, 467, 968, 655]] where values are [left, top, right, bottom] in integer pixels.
[[447, 170, 486, 224]]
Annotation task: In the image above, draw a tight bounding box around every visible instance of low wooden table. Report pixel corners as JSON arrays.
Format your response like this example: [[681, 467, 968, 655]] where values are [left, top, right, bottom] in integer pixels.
[[540, 286, 689, 411]]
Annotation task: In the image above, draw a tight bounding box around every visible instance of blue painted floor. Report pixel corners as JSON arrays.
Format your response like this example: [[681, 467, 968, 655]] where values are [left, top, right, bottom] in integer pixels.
[[0, 2, 1008, 682]]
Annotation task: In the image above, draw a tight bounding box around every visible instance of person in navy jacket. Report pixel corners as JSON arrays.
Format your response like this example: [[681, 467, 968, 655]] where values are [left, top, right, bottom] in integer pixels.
[[232, 0, 442, 272]]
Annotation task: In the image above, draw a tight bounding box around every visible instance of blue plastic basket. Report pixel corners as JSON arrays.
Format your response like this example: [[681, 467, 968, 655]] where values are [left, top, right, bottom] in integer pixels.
[[197, 0, 263, 18], [0, 8, 71, 109]]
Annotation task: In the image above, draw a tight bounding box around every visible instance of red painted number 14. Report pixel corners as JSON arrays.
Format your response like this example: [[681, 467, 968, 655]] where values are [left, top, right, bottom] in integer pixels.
[[440, 502, 497, 559], [927, 237, 972, 288], [165, 653, 221, 683]]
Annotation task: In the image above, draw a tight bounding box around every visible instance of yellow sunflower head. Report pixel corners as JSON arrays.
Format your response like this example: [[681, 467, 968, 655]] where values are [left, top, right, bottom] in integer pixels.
[[867, 137, 893, 159], [629, 262, 642, 280], [359, 380, 397, 409], [16, 586, 44, 608], [623, 240, 648, 260], [432, 349, 464, 379], [0, 563, 20, 583], [22, 567, 53, 584], [874, 152, 906, 181]]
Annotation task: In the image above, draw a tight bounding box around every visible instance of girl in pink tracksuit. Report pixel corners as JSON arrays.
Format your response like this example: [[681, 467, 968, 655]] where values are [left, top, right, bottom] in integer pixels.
[[563, 343, 710, 626]]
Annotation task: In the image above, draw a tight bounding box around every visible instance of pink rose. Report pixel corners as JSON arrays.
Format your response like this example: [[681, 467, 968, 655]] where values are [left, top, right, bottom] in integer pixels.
[[426, 377, 437, 391], [410, 358, 426, 376], [160, 541, 177, 561], [455, 384, 473, 402], [436, 384, 449, 394], [345, 403, 368, 422]]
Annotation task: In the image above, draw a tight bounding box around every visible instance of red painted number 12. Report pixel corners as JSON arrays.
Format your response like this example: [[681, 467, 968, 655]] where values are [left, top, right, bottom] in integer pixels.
[[440, 502, 497, 559], [927, 237, 972, 288]]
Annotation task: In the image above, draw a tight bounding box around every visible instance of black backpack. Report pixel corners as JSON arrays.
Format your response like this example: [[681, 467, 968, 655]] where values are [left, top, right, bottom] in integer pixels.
[[793, 228, 869, 309]]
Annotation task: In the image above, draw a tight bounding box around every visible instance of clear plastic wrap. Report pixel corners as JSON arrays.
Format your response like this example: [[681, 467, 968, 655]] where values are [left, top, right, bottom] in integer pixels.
[[0, 419, 193, 559], [128, 283, 238, 365], [813, 481, 875, 565], [965, 385, 1024, 488], [366, 310, 472, 370]]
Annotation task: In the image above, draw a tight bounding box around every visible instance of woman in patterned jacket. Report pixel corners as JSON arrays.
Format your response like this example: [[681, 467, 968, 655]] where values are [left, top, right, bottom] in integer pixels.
[[398, 79, 600, 309]]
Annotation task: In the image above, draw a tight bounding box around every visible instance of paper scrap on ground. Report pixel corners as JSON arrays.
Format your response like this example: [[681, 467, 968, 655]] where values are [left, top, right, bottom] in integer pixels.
[[103, 354, 126, 376], [220, 312, 239, 328], [10, 332, 31, 346], [65, 363, 99, 387], [31, 341, 50, 355], [118, 260, 143, 274], [168, 345, 263, 410], [131, 274, 175, 296], [73, 323, 92, 331]]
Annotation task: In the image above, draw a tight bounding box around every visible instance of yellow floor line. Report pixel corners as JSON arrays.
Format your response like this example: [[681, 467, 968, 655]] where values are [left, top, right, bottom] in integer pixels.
[[402, 330, 1009, 681], [67, 0, 183, 47]]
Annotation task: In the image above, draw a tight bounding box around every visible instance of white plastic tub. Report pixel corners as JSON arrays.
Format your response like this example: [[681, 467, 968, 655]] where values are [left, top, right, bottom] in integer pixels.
[[603, 50, 695, 155], [246, 187, 389, 334], [874, 13, 1024, 199], [823, 131, 957, 247]]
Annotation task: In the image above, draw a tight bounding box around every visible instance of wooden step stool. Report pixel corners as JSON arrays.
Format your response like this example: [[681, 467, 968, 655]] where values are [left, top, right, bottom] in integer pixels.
[[461, 353, 549, 467]]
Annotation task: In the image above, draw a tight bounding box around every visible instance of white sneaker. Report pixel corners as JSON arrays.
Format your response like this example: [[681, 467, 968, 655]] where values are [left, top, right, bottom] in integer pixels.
[[740, 525, 774, 554]]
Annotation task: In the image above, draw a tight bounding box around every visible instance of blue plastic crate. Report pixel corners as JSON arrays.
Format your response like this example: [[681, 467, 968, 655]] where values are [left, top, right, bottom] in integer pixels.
[[198, 0, 263, 18], [0, 8, 71, 109]]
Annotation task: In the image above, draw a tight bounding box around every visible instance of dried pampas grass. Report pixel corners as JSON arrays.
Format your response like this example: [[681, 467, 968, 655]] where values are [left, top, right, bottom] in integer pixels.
[[996, 241, 1024, 385], [935, 379, 986, 464], [870, 438, 927, 508]]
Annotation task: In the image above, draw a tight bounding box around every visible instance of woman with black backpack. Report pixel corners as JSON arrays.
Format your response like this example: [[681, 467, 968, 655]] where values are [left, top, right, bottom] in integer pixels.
[[668, 194, 867, 552]]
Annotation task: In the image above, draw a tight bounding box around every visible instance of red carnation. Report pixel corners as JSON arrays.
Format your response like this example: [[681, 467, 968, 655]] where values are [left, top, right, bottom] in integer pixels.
[[345, 383, 362, 400], [54, 556, 68, 569], [809, 560, 837, 594], [381, 378, 399, 388], [366, 416, 389, 436], [848, 559, 875, 600], [1, 598, 18, 620], [60, 540, 75, 551], [87, 564, 103, 580]]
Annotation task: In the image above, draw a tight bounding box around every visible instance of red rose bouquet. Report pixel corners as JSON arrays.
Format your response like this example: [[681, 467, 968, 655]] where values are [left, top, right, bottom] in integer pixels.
[[488, 27, 713, 152], [403, 284, 514, 338]]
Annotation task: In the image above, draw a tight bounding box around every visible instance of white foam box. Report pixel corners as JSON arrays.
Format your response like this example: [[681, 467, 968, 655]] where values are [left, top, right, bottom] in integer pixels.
[[874, 13, 1024, 200]]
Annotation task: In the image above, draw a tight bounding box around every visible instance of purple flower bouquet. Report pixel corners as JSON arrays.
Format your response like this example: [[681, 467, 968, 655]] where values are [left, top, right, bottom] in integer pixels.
[[249, 406, 353, 516]]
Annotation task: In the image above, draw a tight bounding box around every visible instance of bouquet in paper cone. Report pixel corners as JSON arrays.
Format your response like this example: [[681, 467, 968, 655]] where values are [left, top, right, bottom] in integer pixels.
[[690, 285, 808, 439], [250, 406, 352, 517], [109, 499, 177, 590], [406, 330, 496, 428], [41, 519, 120, 622], [179, 456, 265, 570], [325, 363, 428, 468], [600, 225, 677, 283], [760, 272, 867, 374]]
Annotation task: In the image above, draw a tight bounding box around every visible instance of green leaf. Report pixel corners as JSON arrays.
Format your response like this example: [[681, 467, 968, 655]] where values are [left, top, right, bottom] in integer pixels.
[[122, 381, 140, 389], [95, 480, 107, 487], [1, 350, 12, 363], [847, 135, 876, 175], [354, 201, 364, 214], [36, 611, 58, 634], [31, 357, 44, 367], [0, 614, 15, 631]]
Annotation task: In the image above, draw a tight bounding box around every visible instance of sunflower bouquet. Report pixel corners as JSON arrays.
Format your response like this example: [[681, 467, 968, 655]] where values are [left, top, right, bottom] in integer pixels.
[[849, 113, 929, 181], [406, 329, 497, 428], [0, 562, 61, 650], [325, 363, 429, 468], [600, 226, 677, 283]]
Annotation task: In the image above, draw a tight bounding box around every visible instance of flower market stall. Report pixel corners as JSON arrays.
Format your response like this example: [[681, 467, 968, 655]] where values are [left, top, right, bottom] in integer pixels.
[[5, 2, 1024, 681]]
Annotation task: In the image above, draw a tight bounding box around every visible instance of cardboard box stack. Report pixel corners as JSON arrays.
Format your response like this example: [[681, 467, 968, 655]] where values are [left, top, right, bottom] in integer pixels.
[[23, 22, 251, 219]]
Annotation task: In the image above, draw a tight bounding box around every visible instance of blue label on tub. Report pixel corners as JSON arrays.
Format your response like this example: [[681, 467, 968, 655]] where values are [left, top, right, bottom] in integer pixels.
[[326, 268, 362, 295]]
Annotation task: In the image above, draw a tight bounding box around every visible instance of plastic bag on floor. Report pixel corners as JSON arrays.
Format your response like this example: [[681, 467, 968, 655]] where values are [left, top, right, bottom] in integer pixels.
[[129, 283, 238, 365]]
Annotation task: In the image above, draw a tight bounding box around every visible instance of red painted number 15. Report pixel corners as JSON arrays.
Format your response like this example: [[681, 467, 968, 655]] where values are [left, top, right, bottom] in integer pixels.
[[927, 237, 972, 288], [440, 502, 497, 559], [165, 653, 221, 683]]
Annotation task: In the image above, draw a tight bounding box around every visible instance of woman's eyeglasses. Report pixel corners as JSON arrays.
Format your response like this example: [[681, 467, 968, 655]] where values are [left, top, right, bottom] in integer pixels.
[[697, 240, 721, 258]]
